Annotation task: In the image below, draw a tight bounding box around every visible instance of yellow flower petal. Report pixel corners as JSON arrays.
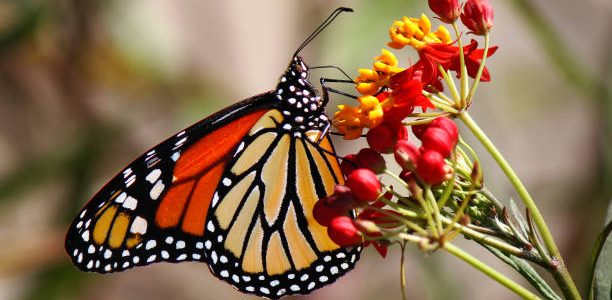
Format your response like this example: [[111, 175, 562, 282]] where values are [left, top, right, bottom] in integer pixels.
[[356, 82, 379, 96]]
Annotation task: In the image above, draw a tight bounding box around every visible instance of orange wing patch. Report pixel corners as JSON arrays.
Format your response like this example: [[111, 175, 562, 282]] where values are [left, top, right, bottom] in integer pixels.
[[155, 109, 267, 236]]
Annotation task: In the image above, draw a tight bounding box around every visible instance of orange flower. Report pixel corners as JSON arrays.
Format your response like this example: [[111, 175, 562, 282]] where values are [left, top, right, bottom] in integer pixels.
[[388, 14, 452, 50], [355, 49, 405, 96], [333, 96, 384, 140]]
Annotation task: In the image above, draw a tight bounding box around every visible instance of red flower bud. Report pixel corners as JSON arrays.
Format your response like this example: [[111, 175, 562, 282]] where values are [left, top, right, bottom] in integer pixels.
[[429, 0, 460, 24], [417, 150, 451, 185], [421, 127, 454, 157], [327, 216, 363, 246], [461, 0, 494, 35], [399, 170, 414, 182], [394, 140, 420, 171], [313, 199, 342, 227], [430, 117, 459, 144], [346, 169, 382, 202], [366, 122, 408, 153], [340, 154, 358, 177], [356, 148, 386, 174], [412, 123, 430, 140], [324, 185, 358, 211]]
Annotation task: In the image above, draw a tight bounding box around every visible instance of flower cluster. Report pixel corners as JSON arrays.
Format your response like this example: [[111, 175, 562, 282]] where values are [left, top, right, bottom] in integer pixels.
[[321, 0, 500, 257], [314, 2, 584, 299], [314, 116, 459, 250], [333, 2, 497, 140]]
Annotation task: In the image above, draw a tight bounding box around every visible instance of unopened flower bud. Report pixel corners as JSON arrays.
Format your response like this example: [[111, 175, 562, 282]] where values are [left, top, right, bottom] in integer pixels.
[[394, 140, 420, 171], [421, 127, 454, 157], [356, 148, 386, 174], [417, 150, 452, 185], [340, 154, 358, 177], [428, 0, 461, 24], [366, 122, 407, 153], [327, 216, 363, 246], [346, 169, 382, 202], [324, 185, 358, 211], [313, 199, 342, 227], [412, 122, 430, 140], [461, 0, 494, 35], [430, 117, 458, 144]]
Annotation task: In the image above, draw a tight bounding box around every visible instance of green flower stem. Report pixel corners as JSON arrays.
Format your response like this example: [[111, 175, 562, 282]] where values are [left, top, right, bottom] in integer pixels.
[[406, 112, 447, 118], [430, 97, 459, 113], [368, 205, 428, 236], [439, 216, 527, 258], [416, 190, 440, 238], [443, 242, 541, 299], [452, 23, 469, 105], [458, 111, 581, 300], [435, 90, 456, 105], [436, 164, 456, 208], [425, 187, 443, 234], [400, 242, 408, 300], [438, 65, 462, 107], [466, 34, 490, 104]]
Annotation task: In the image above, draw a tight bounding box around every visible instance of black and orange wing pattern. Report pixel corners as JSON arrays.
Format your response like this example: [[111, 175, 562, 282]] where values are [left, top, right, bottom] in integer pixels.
[[65, 56, 361, 298], [65, 93, 271, 272], [203, 108, 360, 297]]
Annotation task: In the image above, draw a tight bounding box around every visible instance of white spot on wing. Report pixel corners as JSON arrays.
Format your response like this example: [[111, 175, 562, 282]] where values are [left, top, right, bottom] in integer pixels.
[[211, 192, 219, 207], [115, 192, 127, 204], [145, 240, 156, 250], [125, 175, 136, 187], [235, 142, 245, 155], [130, 216, 148, 234], [150, 180, 165, 200], [81, 231, 90, 242], [146, 169, 161, 183], [123, 196, 138, 210]]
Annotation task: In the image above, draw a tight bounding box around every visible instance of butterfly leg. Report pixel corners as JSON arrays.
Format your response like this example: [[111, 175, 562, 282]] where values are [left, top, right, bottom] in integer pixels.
[[319, 77, 358, 103], [309, 65, 355, 82]]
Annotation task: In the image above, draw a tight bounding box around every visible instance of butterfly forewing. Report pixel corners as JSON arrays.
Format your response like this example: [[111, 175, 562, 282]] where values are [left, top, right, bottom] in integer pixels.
[[65, 94, 273, 272]]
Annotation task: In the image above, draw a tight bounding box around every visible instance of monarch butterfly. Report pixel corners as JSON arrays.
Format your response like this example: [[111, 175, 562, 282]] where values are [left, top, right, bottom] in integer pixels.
[[65, 7, 361, 298]]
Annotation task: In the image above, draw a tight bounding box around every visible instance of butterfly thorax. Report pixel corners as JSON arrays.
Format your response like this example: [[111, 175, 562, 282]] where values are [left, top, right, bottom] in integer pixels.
[[274, 56, 329, 134]]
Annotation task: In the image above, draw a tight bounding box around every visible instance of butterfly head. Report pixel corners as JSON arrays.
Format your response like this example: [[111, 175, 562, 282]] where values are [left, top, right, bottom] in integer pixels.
[[274, 56, 329, 133]]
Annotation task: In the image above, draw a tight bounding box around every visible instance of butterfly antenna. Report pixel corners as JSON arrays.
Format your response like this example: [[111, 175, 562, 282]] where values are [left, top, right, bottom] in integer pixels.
[[293, 7, 353, 57]]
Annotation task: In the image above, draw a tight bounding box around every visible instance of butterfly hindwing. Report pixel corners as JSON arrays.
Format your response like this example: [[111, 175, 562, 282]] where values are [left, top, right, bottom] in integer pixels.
[[65, 93, 273, 272], [203, 109, 361, 298]]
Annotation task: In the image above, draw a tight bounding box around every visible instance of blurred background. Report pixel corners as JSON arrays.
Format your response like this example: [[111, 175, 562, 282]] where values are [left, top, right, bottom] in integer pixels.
[[0, 0, 610, 299]]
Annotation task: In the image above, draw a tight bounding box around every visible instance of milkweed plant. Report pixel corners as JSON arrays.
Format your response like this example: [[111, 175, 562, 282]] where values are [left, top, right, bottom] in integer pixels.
[[314, 1, 595, 299]]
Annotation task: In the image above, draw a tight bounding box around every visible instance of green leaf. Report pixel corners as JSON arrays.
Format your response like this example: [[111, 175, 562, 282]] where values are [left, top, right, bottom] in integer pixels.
[[483, 244, 561, 300], [587, 199, 612, 300]]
